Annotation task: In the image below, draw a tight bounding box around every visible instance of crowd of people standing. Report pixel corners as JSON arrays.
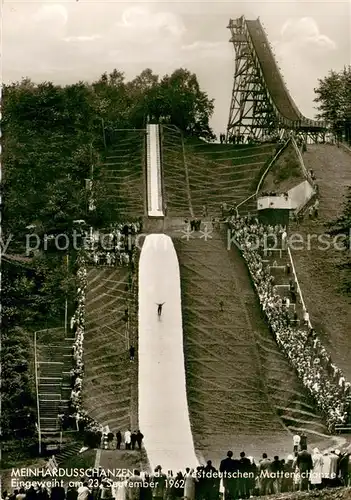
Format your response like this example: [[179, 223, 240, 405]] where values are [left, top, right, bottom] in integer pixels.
[[4, 444, 350, 500], [227, 213, 351, 431], [85, 221, 142, 267], [59, 221, 141, 434]]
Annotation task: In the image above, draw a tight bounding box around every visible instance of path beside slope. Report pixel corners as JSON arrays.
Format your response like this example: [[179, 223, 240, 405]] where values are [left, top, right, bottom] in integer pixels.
[[291, 145, 351, 379]]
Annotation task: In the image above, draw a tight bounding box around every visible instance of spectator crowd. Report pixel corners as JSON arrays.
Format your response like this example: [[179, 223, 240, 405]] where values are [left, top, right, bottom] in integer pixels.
[[259, 191, 289, 199], [58, 221, 141, 435], [3, 443, 350, 500], [227, 214, 351, 431], [85, 221, 142, 267]]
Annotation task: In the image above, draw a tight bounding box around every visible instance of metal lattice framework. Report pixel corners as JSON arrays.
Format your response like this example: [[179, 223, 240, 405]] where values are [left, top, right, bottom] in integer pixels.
[[226, 16, 327, 143]]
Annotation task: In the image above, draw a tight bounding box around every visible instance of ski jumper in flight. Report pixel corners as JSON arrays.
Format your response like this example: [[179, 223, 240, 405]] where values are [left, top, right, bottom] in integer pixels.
[[156, 303, 165, 317]]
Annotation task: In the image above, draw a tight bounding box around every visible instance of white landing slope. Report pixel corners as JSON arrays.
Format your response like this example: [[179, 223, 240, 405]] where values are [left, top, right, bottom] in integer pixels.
[[138, 234, 198, 472]]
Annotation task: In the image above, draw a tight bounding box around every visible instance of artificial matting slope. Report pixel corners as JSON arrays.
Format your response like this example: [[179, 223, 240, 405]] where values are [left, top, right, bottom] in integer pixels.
[[138, 234, 198, 472]]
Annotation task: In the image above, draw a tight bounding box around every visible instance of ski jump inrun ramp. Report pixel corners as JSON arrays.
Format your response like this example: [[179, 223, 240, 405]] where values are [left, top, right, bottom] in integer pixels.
[[139, 124, 198, 472]]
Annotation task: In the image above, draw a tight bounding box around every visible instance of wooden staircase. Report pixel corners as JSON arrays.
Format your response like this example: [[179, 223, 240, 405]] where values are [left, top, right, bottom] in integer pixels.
[[36, 328, 74, 438]]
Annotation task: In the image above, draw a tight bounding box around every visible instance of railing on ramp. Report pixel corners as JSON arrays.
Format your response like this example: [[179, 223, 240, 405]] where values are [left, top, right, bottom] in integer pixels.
[[236, 138, 291, 214]]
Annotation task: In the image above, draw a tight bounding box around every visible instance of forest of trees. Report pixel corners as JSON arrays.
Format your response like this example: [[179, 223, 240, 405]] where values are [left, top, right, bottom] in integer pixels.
[[314, 65, 351, 143], [1, 68, 215, 441]]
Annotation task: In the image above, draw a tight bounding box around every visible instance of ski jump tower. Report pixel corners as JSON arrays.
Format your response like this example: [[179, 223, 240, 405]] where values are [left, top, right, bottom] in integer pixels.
[[226, 16, 327, 142]]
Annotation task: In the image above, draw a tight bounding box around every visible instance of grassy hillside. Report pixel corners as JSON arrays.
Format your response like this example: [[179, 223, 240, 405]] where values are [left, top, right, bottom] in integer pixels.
[[290, 145, 351, 380], [82, 267, 136, 430], [161, 128, 275, 217], [260, 142, 304, 193]]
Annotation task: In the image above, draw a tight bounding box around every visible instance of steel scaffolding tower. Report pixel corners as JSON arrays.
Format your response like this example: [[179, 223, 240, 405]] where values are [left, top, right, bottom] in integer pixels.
[[226, 16, 327, 143], [226, 16, 277, 141]]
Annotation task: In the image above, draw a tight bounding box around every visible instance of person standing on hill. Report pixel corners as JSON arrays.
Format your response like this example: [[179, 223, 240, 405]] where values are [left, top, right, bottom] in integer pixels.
[[270, 456, 284, 494], [310, 448, 324, 490], [129, 345, 135, 361], [107, 431, 114, 449], [124, 429, 132, 450], [131, 431, 137, 450], [203, 460, 218, 500], [293, 434, 301, 454], [220, 451, 240, 500], [77, 483, 90, 500], [259, 453, 272, 496], [184, 468, 197, 500], [116, 430, 122, 450], [300, 432, 307, 450], [238, 452, 251, 498], [136, 430, 144, 449], [296, 446, 313, 491], [314, 199, 319, 218], [151, 465, 167, 500], [127, 470, 143, 500]]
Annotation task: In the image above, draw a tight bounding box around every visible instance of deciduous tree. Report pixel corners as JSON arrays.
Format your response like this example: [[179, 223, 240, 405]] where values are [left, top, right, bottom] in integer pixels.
[[314, 66, 351, 143]]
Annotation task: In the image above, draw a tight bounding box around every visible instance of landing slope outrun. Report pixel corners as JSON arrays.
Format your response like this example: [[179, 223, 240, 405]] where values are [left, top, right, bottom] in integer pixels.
[[139, 234, 198, 472], [174, 233, 292, 462], [291, 145, 351, 379]]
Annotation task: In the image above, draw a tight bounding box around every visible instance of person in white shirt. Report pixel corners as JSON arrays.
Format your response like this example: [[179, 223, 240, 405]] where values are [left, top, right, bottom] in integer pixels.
[[282, 230, 287, 248], [124, 429, 132, 450], [77, 483, 90, 500], [293, 434, 300, 453], [99, 479, 112, 499], [303, 309, 309, 326], [310, 448, 324, 489]]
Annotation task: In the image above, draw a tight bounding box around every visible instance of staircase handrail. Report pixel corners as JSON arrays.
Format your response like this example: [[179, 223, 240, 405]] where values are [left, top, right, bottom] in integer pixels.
[[291, 137, 313, 185], [287, 246, 312, 329], [34, 330, 42, 454], [236, 137, 291, 212], [35, 327, 64, 334], [291, 137, 318, 217]]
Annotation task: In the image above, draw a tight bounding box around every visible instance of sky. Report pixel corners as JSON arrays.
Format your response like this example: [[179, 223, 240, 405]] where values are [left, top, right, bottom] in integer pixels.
[[2, 0, 351, 135]]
